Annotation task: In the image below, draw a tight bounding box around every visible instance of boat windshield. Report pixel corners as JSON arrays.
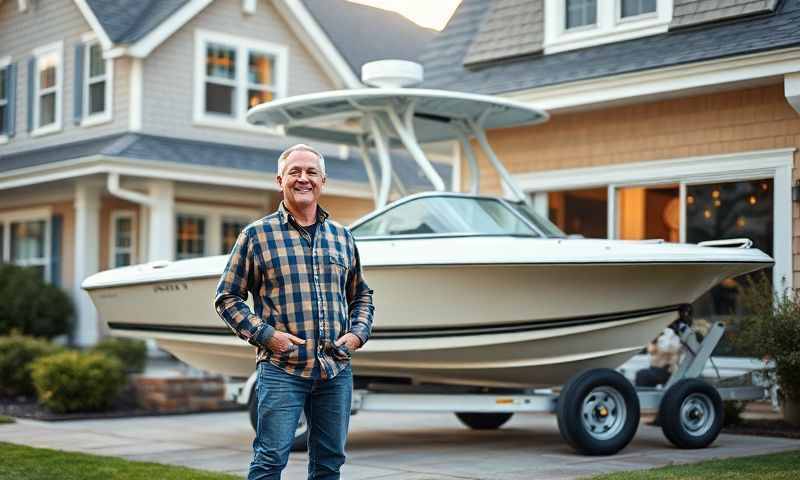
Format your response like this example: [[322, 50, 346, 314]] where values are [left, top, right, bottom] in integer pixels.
[[351, 196, 560, 238], [510, 203, 566, 238]]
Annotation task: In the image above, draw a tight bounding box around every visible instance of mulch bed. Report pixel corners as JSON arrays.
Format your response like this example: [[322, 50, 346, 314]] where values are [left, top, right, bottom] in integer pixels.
[[0, 396, 245, 422], [722, 419, 800, 439]]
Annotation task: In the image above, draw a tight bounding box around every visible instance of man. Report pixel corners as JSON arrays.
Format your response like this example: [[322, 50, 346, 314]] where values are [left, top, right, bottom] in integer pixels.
[[214, 144, 374, 479]]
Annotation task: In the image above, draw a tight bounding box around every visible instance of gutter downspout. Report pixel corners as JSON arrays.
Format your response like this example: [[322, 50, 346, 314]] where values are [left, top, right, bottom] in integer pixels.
[[107, 172, 156, 206]]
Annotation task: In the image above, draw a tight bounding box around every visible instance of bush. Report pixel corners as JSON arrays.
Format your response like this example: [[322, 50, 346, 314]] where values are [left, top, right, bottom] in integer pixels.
[[0, 264, 74, 338], [0, 334, 59, 398], [31, 351, 126, 413], [735, 274, 800, 401], [723, 401, 747, 427], [91, 337, 147, 374]]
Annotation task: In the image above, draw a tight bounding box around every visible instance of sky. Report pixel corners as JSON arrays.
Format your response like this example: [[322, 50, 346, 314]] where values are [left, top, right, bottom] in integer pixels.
[[348, 0, 462, 31]]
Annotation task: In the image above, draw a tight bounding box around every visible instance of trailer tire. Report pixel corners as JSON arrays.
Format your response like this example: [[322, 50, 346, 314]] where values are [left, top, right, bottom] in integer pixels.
[[659, 378, 723, 449], [557, 368, 640, 455], [248, 384, 309, 452], [455, 412, 513, 430]]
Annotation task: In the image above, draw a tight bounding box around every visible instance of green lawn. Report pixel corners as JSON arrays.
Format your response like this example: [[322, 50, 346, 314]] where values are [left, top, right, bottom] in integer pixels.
[[0, 442, 241, 480], [0, 415, 15, 424], [589, 450, 800, 480]]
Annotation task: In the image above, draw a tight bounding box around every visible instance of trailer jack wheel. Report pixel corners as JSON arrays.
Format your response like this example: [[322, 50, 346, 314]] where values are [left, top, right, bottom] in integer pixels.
[[455, 412, 513, 430], [557, 368, 640, 455], [659, 378, 723, 449]]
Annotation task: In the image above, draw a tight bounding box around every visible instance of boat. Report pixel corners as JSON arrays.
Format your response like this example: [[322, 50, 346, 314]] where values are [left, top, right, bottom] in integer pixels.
[[82, 61, 773, 389]]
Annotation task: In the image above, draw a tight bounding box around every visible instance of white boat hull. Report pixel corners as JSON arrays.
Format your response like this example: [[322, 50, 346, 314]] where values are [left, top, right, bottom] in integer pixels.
[[83, 237, 770, 388]]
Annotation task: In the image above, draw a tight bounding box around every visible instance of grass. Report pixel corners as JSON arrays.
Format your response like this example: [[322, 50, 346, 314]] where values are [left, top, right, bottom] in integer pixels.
[[589, 450, 800, 480], [0, 415, 15, 424], [0, 442, 241, 480]]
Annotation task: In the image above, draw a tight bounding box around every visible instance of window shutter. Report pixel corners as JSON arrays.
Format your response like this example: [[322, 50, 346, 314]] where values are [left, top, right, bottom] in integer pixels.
[[7, 63, 16, 136], [27, 57, 35, 132], [50, 214, 63, 287], [73, 43, 84, 124]]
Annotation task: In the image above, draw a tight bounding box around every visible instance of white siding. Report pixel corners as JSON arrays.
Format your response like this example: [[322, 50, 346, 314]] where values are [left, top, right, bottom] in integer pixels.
[[0, 0, 129, 155]]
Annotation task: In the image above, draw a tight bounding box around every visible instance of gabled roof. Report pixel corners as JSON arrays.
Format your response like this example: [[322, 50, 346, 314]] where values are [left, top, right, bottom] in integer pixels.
[[84, 0, 191, 43], [0, 133, 451, 192], [76, 0, 435, 83], [420, 0, 800, 95], [301, 0, 437, 74]]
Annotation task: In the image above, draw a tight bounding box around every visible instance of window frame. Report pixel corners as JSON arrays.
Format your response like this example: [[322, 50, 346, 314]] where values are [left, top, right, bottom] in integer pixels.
[[81, 33, 113, 127], [176, 203, 260, 259], [109, 210, 136, 268], [544, 0, 672, 55], [514, 148, 794, 295], [31, 41, 63, 137], [0, 207, 52, 281], [0, 56, 10, 145], [193, 29, 287, 134]]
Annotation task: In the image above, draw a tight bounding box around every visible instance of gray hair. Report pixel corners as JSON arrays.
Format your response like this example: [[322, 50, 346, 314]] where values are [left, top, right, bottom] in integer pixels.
[[277, 144, 326, 177]]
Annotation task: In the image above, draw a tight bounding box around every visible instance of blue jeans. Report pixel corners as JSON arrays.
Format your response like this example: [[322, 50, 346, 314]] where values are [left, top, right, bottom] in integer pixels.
[[248, 361, 353, 480]]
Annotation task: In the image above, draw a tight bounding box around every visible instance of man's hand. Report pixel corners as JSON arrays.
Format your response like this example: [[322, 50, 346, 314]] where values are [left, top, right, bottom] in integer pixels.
[[266, 331, 306, 354], [335, 333, 362, 352]]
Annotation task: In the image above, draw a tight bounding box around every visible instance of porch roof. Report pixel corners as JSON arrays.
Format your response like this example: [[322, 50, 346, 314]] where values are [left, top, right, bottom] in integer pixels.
[[0, 133, 451, 192]]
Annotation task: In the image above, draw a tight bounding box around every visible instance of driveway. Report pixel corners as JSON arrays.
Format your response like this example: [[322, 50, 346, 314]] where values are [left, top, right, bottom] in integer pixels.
[[1, 410, 798, 479]]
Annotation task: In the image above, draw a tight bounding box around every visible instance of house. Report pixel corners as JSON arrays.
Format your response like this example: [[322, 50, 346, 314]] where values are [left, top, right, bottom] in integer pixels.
[[420, 0, 799, 340], [0, 0, 441, 347]]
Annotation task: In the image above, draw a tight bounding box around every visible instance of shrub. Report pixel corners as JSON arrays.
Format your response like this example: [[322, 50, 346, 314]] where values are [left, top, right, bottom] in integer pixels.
[[91, 337, 147, 374], [0, 334, 58, 398], [735, 274, 800, 401], [723, 401, 747, 427], [0, 264, 74, 338], [31, 351, 126, 413]]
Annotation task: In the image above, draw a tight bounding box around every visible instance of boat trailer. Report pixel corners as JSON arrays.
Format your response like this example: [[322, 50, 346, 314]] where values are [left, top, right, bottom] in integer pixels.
[[235, 320, 767, 455]]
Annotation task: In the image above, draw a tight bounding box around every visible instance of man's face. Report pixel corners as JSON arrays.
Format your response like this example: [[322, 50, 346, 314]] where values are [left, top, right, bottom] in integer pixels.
[[277, 150, 326, 212]]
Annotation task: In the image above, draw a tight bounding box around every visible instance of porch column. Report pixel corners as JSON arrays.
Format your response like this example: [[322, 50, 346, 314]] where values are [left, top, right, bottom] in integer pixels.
[[147, 180, 175, 261], [73, 181, 102, 347]]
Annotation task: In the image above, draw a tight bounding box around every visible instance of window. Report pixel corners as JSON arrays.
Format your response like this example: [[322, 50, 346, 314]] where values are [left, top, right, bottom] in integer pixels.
[[621, 0, 657, 19], [110, 211, 135, 267], [221, 218, 249, 254], [0, 63, 8, 137], [544, 0, 672, 54], [81, 39, 113, 125], [566, 0, 596, 29], [616, 185, 679, 241], [0, 211, 50, 281], [194, 30, 287, 131], [548, 188, 608, 238], [32, 42, 63, 135], [176, 214, 206, 260]]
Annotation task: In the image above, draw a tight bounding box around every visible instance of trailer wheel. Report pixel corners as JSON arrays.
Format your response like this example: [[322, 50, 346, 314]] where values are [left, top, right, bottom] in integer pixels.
[[659, 378, 723, 449], [455, 412, 513, 430], [557, 368, 640, 455], [248, 385, 309, 452]]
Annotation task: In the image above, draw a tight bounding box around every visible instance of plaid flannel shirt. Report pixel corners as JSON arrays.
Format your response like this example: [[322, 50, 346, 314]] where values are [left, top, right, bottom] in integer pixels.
[[214, 202, 374, 379]]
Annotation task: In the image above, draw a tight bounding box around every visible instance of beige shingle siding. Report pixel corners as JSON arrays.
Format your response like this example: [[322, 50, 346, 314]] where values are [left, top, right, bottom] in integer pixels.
[[671, 0, 779, 28], [463, 0, 544, 66]]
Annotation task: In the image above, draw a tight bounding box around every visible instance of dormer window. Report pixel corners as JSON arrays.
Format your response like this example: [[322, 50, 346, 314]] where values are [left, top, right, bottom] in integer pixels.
[[545, 0, 672, 54], [621, 0, 657, 19], [194, 29, 287, 132], [566, 0, 596, 30]]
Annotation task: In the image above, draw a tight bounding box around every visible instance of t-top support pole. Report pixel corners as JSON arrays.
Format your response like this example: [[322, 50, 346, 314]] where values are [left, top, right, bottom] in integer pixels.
[[355, 134, 379, 207], [467, 113, 531, 206], [365, 114, 393, 208], [385, 101, 446, 192], [453, 124, 480, 195]]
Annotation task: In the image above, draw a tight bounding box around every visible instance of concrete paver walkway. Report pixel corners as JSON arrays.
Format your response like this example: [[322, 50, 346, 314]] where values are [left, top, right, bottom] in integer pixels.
[[1, 410, 798, 479]]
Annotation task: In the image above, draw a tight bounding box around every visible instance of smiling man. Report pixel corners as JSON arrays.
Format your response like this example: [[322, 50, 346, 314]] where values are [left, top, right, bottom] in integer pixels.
[[214, 144, 374, 480]]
